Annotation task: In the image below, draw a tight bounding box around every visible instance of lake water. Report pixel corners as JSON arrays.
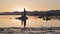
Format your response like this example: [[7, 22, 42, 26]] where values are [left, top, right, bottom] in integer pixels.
[[0, 15, 60, 27], [0, 15, 60, 34]]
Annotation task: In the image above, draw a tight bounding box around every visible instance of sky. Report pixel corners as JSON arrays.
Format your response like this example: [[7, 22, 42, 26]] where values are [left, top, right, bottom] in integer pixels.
[[0, 0, 60, 12]]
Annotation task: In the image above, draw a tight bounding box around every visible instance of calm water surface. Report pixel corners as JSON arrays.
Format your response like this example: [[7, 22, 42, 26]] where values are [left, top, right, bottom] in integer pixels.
[[0, 15, 60, 27]]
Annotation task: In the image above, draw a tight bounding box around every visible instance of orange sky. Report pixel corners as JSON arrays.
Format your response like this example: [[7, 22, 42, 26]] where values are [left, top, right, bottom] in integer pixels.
[[0, 0, 60, 12]]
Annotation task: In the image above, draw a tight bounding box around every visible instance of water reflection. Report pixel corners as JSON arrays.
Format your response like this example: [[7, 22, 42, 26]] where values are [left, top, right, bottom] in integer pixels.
[[0, 15, 60, 27]]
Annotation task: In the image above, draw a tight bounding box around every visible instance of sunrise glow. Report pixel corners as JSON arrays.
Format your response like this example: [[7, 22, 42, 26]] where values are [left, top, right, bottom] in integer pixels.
[[12, 6, 31, 12]]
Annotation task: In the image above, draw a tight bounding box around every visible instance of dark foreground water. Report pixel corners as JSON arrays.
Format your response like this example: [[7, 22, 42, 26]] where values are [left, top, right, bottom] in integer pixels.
[[0, 27, 60, 34]]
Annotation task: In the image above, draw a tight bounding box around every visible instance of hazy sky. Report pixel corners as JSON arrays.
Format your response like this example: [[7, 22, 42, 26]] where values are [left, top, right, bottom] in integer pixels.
[[0, 0, 60, 12]]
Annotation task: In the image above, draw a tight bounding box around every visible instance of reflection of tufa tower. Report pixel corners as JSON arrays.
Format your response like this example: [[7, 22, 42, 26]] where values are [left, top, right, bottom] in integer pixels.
[[23, 8, 27, 28], [16, 8, 28, 28]]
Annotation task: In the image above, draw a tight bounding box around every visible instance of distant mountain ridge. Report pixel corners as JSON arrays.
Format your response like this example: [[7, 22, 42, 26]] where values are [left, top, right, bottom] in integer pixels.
[[0, 10, 60, 16]]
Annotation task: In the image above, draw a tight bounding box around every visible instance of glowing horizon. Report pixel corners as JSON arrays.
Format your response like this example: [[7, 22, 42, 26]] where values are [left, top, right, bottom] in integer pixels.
[[12, 6, 32, 12]]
